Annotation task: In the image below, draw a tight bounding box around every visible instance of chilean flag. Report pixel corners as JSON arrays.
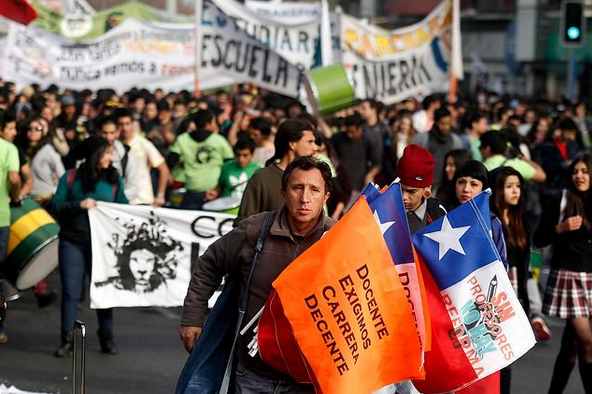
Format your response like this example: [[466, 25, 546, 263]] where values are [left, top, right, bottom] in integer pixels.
[[412, 191, 535, 393], [0, 0, 38, 25], [367, 183, 431, 353]]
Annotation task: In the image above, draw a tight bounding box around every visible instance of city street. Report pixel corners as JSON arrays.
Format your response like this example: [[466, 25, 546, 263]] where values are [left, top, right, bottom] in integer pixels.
[[0, 272, 585, 394]]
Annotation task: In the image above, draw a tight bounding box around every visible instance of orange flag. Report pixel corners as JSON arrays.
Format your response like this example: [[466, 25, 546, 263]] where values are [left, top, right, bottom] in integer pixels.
[[272, 198, 423, 394]]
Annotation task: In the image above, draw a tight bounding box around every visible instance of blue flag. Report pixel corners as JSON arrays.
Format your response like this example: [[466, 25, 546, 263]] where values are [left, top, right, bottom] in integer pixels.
[[368, 183, 414, 265]]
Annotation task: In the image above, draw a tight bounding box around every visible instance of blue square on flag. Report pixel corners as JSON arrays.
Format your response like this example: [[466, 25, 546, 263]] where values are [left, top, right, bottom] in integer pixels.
[[413, 192, 499, 290]]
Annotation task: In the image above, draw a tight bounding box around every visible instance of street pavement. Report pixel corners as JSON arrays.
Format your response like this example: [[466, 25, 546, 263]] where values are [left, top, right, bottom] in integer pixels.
[[0, 271, 586, 394]]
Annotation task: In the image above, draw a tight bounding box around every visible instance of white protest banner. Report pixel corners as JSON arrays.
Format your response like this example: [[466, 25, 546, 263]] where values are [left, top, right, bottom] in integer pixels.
[[200, 1, 303, 96], [340, 0, 460, 104], [245, 0, 320, 24], [2, 18, 229, 94], [211, 0, 319, 69], [89, 202, 235, 309], [3, 3, 302, 97]]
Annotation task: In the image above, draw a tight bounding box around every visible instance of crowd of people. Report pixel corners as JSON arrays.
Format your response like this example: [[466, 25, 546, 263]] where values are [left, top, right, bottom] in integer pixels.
[[0, 79, 591, 394]]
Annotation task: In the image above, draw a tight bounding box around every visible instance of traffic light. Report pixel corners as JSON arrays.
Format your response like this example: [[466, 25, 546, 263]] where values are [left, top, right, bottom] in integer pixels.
[[561, 0, 586, 47]]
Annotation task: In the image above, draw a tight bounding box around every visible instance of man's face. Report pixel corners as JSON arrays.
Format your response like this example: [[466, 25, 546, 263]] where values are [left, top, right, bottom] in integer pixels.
[[290, 130, 318, 157], [235, 149, 253, 168], [0, 121, 17, 142], [480, 144, 492, 159], [358, 101, 374, 120], [133, 98, 145, 114], [473, 118, 488, 134], [248, 128, 264, 145], [117, 116, 133, 137], [401, 184, 431, 211], [437, 115, 452, 134], [346, 125, 363, 141], [283, 168, 329, 228], [100, 123, 120, 145], [145, 103, 158, 120], [562, 129, 577, 142]]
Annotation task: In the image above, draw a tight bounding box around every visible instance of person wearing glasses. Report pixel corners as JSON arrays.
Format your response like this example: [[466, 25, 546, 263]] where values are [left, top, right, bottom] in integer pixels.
[[22, 116, 66, 207]]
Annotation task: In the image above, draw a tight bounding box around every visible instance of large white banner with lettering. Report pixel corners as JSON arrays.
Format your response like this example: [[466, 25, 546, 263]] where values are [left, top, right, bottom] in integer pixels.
[[89, 202, 234, 309], [212, 0, 319, 69], [340, 0, 460, 104], [2, 2, 302, 97]]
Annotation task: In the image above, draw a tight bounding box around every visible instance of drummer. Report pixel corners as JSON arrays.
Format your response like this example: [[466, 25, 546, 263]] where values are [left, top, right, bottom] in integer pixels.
[[204, 138, 260, 202]]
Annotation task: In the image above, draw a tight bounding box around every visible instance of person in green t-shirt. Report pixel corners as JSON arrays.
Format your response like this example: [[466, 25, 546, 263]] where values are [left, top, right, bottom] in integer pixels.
[[205, 138, 260, 201], [167, 110, 234, 210], [0, 111, 23, 344]]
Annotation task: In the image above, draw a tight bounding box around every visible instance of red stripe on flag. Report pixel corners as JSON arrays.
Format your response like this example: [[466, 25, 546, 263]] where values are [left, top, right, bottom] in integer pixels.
[[412, 254, 479, 393]]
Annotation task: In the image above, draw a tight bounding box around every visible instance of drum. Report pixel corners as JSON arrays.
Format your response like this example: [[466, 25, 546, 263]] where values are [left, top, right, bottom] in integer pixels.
[[202, 196, 241, 215], [2, 198, 60, 290], [305, 64, 356, 117]]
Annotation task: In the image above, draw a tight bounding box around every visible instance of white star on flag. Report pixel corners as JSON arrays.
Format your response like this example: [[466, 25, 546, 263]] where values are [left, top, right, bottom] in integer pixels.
[[373, 210, 395, 235], [423, 216, 470, 260]]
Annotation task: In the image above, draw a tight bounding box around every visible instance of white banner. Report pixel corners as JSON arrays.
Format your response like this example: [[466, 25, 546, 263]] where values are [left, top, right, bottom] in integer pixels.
[[245, 0, 320, 24], [89, 202, 234, 309], [211, 0, 319, 69], [2, 2, 302, 97], [339, 0, 458, 104]]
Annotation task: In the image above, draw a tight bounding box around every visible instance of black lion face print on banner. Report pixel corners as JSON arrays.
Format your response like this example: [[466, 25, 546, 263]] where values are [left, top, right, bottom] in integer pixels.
[[95, 211, 184, 293]]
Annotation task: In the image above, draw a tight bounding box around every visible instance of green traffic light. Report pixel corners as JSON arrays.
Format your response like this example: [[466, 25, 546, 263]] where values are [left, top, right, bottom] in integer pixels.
[[568, 26, 581, 40]]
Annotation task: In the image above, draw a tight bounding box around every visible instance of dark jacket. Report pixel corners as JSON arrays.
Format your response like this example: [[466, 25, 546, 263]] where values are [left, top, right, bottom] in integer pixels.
[[408, 197, 446, 235], [235, 164, 284, 226], [534, 192, 592, 272], [182, 209, 336, 379]]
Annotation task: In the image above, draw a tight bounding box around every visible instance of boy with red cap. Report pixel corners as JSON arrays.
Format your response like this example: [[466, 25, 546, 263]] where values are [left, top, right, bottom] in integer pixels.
[[396, 144, 446, 234]]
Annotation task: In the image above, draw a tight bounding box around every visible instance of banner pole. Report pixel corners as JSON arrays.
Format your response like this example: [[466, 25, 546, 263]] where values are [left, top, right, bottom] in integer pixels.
[[320, 0, 333, 66], [449, 0, 463, 104], [194, 0, 203, 98]]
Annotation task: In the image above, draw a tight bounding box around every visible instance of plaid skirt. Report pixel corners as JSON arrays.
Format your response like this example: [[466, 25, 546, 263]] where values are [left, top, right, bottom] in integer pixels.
[[542, 269, 592, 318]]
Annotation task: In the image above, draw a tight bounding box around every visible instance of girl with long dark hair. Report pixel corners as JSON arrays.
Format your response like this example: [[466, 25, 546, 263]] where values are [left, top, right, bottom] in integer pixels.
[[491, 167, 530, 309], [536, 153, 592, 394], [51, 137, 128, 358], [436, 149, 471, 203]]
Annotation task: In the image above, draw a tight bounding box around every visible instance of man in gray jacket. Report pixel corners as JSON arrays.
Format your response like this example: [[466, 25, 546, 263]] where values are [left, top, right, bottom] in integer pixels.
[[180, 156, 336, 393]]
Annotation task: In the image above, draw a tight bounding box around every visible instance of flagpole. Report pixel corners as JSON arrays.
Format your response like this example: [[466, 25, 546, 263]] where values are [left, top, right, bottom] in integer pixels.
[[320, 0, 333, 66], [194, 0, 203, 98], [449, 0, 463, 104]]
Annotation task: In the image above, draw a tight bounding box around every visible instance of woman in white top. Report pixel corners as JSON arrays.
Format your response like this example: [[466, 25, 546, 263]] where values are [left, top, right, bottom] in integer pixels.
[[23, 116, 65, 206]]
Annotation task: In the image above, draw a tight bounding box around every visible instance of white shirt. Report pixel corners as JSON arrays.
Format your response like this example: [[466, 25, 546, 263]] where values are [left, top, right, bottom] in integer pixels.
[[111, 139, 141, 203], [125, 134, 165, 205], [30, 144, 65, 196]]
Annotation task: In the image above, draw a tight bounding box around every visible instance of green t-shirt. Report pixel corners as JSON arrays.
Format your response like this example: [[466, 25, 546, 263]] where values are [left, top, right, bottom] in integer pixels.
[[218, 161, 260, 198], [169, 133, 234, 192], [483, 155, 536, 180], [0, 138, 20, 227], [0, 140, 21, 227]]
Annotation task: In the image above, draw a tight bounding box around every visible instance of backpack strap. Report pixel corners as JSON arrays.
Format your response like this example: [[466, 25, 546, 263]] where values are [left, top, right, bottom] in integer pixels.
[[67, 168, 77, 190], [219, 211, 274, 394]]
